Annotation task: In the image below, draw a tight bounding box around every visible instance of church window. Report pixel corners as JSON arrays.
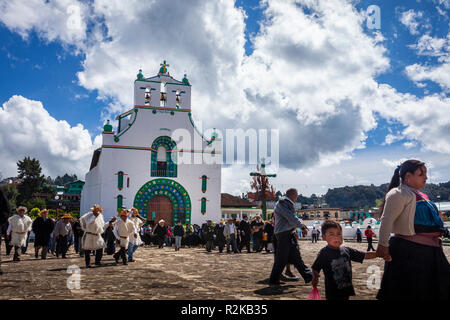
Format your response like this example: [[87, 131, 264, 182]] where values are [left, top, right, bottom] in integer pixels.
[[151, 136, 177, 177], [201, 197, 207, 215], [127, 177, 130, 188], [117, 171, 124, 190], [201, 175, 207, 193], [117, 195, 123, 212]]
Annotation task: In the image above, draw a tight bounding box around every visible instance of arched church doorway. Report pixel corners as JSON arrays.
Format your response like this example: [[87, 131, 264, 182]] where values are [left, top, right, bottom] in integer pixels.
[[134, 178, 192, 226], [148, 195, 173, 226]]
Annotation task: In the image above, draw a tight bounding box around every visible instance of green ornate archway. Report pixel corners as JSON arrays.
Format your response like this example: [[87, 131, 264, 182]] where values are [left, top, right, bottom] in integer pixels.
[[133, 178, 191, 225]]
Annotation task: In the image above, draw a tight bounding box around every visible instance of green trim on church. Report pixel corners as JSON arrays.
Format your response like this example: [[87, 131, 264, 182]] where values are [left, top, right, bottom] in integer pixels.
[[133, 178, 191, 225]]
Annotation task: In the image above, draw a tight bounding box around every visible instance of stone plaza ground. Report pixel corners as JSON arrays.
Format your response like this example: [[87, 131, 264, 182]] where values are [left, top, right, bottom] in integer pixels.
[[1, 240, 449, 300]]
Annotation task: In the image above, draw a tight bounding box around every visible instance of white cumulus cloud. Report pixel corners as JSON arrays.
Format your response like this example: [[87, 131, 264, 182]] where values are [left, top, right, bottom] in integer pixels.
[[0, 95, 101, 178]]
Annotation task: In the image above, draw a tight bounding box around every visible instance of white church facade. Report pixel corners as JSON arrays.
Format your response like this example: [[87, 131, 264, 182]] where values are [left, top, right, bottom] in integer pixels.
[[81, 61, 222, 225]]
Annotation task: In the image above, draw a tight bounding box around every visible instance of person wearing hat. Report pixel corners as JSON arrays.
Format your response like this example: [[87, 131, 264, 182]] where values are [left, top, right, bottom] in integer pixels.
[[251, 215, 265, 252], [113, 210, 136, 265], [54, 214, 73, 258], [224, 218, 239, 253], [80, 205, 107, 268], [203, 220, 215, 252], [127, 208, 145, 262], [153, 219, 167, 249], [214, 219, 226, 253], [31, 209, 55, 259], [6, 206, 33, 262]]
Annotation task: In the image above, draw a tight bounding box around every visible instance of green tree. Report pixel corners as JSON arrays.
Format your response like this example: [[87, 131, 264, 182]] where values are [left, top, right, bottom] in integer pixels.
[[29, 208, 41, 220], [21, 197, 46, 211], [17, 157, 46, 203], [0, 184, 19, 214]]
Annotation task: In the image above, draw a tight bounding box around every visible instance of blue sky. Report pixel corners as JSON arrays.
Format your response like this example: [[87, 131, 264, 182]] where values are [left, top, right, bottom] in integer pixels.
[[0, 0, 449, 195]]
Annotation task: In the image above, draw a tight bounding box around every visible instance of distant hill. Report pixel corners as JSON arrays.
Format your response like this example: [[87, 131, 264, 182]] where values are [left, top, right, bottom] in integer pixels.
[[323, 181, 450, 209]]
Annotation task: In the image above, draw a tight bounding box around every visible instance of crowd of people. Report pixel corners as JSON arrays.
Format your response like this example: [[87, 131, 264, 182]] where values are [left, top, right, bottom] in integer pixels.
[[0, 203, 280, 269], [0, 159, 449, 300]]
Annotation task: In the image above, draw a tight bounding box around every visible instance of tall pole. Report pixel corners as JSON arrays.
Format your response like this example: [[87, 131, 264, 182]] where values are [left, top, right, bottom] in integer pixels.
[[249, 158, 276, 221]]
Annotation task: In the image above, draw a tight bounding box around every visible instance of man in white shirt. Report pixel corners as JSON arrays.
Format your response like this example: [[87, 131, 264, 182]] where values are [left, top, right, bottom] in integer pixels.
[[113, 210, 136, 265], [80, 205, 107, 268], [224, 218, 239, 253], [127, 208, 145, 262], [7, 206, 33, 262]]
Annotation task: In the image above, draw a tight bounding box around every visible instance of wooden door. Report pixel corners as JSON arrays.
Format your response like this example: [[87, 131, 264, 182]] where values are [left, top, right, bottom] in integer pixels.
[[148, 195, 173, 226]]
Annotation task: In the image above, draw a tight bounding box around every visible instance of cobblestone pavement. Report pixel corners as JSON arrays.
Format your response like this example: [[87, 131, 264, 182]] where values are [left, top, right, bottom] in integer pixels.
[[1, 240, 449, 300]]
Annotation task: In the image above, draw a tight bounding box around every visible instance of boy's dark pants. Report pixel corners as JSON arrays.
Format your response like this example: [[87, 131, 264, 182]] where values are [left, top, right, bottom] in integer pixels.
[[367, 237, 375, 251], [269, 231, 312, 283], [85, 249, 103, 266]]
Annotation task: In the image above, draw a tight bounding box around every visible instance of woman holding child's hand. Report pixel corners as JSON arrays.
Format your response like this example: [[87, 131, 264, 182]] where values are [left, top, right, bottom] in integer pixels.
[[376, 160, 450, 300]]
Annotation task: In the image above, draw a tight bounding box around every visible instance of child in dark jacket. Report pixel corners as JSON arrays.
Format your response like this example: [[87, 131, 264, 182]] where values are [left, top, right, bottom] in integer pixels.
[[173, 221, 185, 251]]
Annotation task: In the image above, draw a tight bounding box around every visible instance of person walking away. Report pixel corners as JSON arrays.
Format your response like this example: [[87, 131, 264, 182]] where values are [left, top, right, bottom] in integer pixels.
[[7, 206, 33, 262], [364, 226, 376, 251], [376, 160, 450, 300], [32, 209, 54, 259], [113, 210, 136, 265], [311, 220, 377, 300], [173, 220, 185, 251], [269, 188, 312, 285], [356, 228, 362, 243], [54, 214, 73, 258], [311, 227, 319, 243], [80, 204, 107, 268]]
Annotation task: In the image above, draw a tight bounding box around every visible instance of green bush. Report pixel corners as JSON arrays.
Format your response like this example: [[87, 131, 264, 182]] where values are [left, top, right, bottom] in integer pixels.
[[29, 208, 41, 220], [21, 198, 46, 211]]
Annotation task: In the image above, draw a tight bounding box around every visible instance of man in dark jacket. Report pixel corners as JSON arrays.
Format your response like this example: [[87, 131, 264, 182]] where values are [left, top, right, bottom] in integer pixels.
[[103, 218, 117, 255], [32, 209, 55, 259], [263, 220, 274, 252], [203, 220, 215, 252], [238, 215, 251, 253], [0, 188, 10, 275], [173, 221, 184, 251], [153, 220, 167, 248], [269, 188, 312, 286], [214, 219, 226, 253], [72, 219, 85, 257]]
